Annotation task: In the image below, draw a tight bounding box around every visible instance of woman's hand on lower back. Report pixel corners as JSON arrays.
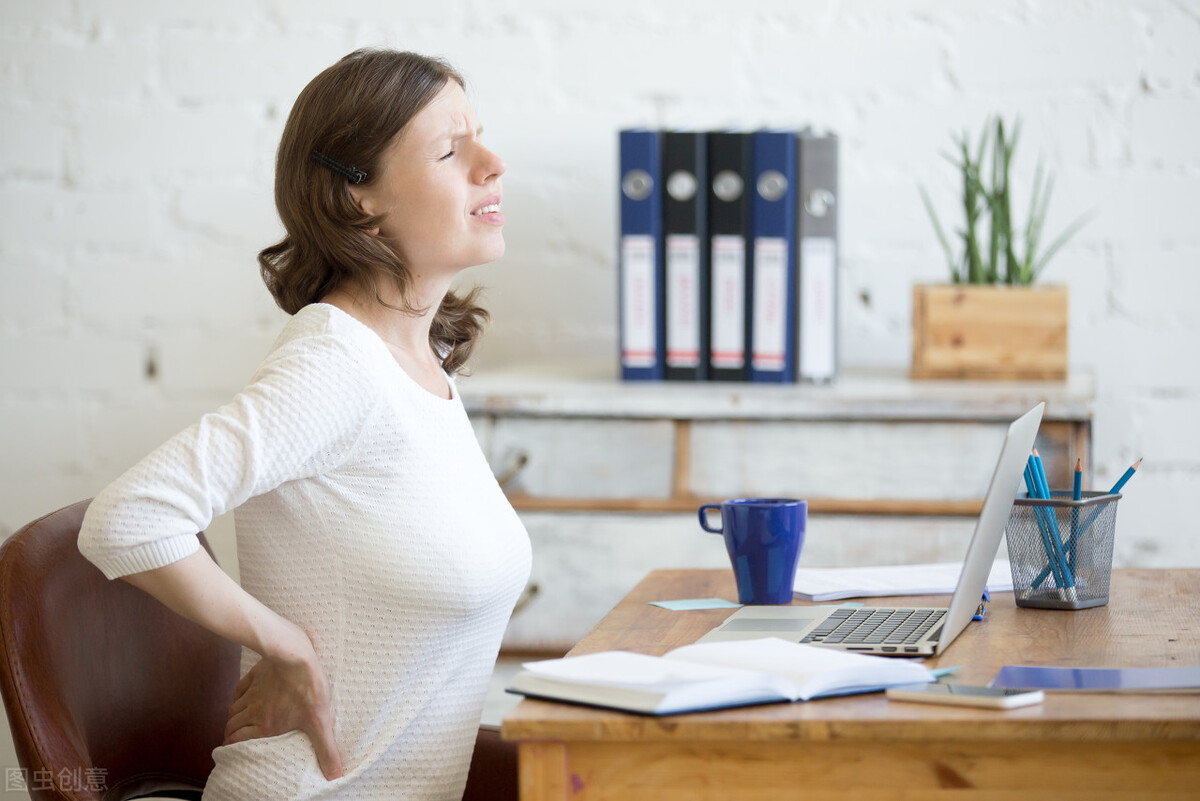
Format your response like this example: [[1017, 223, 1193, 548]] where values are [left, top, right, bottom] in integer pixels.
[[221, 625, 344, 781]]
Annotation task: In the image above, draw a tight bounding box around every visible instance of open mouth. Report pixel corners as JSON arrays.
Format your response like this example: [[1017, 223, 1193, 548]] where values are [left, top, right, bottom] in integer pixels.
[[471, 196, 502, 216]]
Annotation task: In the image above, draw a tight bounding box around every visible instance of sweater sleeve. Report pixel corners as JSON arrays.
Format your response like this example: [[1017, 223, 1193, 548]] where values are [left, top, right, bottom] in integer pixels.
[[78, 330, 383, 580]]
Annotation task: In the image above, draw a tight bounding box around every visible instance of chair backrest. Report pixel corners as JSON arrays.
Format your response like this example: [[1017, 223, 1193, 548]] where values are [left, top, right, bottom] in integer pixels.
[[0, 500, 240, 801]]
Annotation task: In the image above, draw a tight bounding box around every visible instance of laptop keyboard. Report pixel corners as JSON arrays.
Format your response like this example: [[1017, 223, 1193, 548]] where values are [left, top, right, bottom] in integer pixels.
[[801, 608, 946, 646]]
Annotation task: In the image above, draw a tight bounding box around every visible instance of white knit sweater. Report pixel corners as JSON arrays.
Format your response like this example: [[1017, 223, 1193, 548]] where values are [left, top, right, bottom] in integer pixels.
[[78, 303, 531, 800]]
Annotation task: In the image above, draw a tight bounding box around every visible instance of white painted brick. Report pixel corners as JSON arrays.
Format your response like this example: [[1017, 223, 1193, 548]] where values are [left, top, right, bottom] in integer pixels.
[[1141, 1, 1200, 89], [0, 249, 66, 330], [172, 184, 278, 248], [0, 0, 72, 26], [0, 399, 79, 475], [0, 101, 67, 178], [75, 0, 268, 28], [74, 105, 259, 185], [552, 24, 750, 102], [843, 176, 931, 248], [1047, 96, 1129, 171], [421, 28, 554, 109], [745, 27, 945, 95], [65, 248, 277, 331], [1130, 96, 1200, 167], [0, 186, 155, 250], [1046, 246, 1109, 332], [1057, 173, 1200, 247], [155, 329, 280, 395], [5, 39, 150, 103], [162, 29, 348, 103], [0, 333, 144, 393], [0, 475, 95, 545], [284, 0, 466, 26], [1076, 319, 1200, 391], [1135, 396, 1200, 465], [1112, 470, 1200, 567], [80, 396, 225, 478], [953, 20, 1142, 91], [1109, 246, 1200, 326]]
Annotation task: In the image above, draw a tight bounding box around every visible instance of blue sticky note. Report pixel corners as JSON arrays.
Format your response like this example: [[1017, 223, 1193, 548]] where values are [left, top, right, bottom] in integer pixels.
[[649, 598, 743, 611]]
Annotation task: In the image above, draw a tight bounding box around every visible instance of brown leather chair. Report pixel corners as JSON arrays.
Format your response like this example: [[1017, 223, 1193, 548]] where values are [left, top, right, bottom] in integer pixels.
[[0, 499, 240, 800], [0, 500, 517, 800]]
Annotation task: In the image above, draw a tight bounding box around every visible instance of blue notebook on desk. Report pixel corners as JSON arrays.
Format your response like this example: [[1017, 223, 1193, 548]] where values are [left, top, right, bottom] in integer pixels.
[[990, 665, 1200, 693]]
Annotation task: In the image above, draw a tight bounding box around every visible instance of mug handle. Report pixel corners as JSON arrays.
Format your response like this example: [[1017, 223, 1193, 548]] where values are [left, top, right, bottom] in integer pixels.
[[698, 504, 723, 534]]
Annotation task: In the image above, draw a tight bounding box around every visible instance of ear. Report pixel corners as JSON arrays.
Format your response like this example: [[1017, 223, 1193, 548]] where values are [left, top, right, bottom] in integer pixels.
[[347, 185, 382, 237]]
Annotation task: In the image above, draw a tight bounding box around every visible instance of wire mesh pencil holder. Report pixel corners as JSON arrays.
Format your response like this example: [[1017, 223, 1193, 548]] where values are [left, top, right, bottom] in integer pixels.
[[1005, 490, 1121, 610]]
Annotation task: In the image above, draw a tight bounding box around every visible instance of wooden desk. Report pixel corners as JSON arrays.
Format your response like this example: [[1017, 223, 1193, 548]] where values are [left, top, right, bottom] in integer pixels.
[[501, 569, 1200, 800]]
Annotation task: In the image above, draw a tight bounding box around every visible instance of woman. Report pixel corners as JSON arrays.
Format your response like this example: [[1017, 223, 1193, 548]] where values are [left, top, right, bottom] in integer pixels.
[[77, 48, 531, 800]]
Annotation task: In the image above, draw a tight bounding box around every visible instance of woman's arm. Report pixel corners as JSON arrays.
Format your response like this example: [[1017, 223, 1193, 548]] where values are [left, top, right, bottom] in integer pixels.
[[121, 548, 344, 781]]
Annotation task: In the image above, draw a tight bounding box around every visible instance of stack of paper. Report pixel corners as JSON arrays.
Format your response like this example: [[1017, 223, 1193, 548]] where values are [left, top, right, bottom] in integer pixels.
[[793, 561, 1013, 602]]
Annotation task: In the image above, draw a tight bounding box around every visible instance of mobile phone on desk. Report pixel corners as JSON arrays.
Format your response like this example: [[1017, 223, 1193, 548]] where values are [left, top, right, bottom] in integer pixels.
[[886, 683, 1044, 709]]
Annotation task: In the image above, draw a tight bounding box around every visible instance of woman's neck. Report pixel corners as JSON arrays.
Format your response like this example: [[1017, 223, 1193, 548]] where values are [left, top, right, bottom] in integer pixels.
[[320, 276, 454, 398]]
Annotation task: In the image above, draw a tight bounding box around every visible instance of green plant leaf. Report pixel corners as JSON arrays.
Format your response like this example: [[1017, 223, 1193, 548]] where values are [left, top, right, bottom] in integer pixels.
[[1031, 208, 1097, 280], [919, 184, 957, 279]]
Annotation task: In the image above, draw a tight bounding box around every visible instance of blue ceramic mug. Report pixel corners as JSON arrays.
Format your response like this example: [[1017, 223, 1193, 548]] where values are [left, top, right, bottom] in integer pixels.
[[699, 498, 807, 605]]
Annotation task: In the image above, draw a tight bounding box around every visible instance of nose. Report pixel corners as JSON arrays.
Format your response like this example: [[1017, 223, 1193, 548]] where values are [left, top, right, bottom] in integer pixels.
[[473, 143, 506, 184]]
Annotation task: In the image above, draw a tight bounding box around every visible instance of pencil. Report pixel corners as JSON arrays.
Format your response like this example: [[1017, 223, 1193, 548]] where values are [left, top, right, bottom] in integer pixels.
[[1031, 450, 1074, 587], [1070, 459, 1082, 569], [1041, 458, 1143, 589], [1025, 460, 1068, 590], [1072, 458, 1143, 541], [1110, 458, 1142, 494]]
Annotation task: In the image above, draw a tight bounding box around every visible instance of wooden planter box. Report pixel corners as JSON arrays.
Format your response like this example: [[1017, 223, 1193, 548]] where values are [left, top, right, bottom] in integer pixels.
[[911, 284, 1068, 381]]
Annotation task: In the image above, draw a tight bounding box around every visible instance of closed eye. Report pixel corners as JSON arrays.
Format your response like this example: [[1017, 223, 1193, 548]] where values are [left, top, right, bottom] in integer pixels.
[[439, 150, 455, 161]]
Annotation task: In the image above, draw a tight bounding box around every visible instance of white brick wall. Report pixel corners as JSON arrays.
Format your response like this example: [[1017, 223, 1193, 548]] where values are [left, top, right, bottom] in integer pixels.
[[1, 0, 1195, 555], [1, 0, 1198, 780]]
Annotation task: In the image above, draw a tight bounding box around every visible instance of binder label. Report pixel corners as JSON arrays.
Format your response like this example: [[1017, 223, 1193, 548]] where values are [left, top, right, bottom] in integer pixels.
[[710, 235, 746, 369], [751, 237, 787, 371], [665, 234, 701, 368], [800, 236, 837, 379], [620, 234, 658, 368]]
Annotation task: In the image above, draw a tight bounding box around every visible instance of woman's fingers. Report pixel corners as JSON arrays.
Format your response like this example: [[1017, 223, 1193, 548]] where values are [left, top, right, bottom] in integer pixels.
[[223, 704, 254, 740], [218, 638, 344, 781], [309, 714, 344, 781], [222, 722, 262, 746], [230, 659, 261, 701]]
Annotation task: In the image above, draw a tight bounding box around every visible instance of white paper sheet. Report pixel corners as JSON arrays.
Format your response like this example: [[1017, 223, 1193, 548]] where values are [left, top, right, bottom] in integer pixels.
[[793, 561, 1013, 602]]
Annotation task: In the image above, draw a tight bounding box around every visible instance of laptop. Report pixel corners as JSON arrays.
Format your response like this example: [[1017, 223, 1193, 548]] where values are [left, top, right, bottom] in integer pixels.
[[697, 402, 1044, 657]]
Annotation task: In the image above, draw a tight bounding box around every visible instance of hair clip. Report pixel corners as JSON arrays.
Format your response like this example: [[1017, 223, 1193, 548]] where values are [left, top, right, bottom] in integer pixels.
[[311, 150, 368, 184]]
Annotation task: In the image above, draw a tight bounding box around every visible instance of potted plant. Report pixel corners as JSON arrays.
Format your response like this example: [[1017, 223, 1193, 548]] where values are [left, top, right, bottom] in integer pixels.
[[911, 116, 1092, 380]]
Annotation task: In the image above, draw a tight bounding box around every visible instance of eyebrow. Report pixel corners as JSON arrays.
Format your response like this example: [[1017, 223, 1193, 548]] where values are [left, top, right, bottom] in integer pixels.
[[441, 124, 484, 141]]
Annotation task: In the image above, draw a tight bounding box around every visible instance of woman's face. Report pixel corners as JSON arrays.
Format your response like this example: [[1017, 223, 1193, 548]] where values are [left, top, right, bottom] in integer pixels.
[[353, 81, 507, 276]]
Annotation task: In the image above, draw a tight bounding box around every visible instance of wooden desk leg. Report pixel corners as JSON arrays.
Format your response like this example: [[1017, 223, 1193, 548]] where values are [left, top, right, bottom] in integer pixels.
[[519, 741, 568, 801]]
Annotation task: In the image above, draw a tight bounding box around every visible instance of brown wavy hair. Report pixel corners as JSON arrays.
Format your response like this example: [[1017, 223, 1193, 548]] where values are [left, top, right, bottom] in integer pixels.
[[258, 48, 489, 374]]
